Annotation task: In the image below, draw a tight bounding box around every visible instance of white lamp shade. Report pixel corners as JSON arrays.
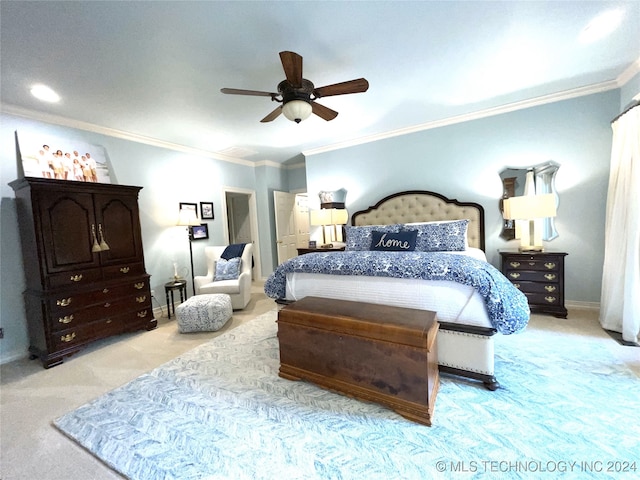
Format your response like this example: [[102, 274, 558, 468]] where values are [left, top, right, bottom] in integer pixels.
[[310, 209, 332, 226], [177, 208, 200, 226], [282, 100, 312, 123], [503, 194, 556, 220], [330, 208, 349, 225]]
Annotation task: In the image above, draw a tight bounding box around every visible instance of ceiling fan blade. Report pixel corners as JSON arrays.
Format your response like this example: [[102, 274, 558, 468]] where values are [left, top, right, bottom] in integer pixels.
[[279, 51, 303, 87], [313, 78, 369, 98], [260, 106, 283, 123], [221, 88, 276, 97], [311, 102, 339, 121]]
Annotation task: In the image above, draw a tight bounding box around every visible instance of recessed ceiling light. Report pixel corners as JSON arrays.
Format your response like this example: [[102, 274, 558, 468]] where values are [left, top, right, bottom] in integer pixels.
[[30, 84, 60, 103], [580, 9, 624, 44]]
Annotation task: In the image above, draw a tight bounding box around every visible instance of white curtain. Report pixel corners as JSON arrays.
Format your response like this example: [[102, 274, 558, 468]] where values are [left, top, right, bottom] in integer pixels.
[[600, 104, 640, 343]]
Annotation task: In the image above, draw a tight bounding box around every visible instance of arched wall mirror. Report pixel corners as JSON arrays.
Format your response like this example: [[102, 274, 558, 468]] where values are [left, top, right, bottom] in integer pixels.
[[499, 161, 560, 241]]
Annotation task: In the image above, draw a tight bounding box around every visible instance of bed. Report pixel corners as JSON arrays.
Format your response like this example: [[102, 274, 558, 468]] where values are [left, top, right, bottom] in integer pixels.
[[265, 190, 530, 390]]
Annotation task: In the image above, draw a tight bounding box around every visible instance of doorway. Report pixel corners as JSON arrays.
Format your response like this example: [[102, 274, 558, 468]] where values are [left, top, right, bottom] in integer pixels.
[[222, 187, 261, 280]]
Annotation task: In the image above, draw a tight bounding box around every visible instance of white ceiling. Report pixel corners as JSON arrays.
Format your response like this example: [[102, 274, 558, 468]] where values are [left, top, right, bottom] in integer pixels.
[[1, 1, 639, 165]]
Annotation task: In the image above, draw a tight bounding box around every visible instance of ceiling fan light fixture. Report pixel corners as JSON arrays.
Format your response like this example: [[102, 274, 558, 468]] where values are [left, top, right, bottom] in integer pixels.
[[282, 99, 312, 123]]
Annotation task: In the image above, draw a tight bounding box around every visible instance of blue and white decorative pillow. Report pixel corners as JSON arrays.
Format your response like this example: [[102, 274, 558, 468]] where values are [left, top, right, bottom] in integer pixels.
[[345, 224, 403, 251], [406, 219, 469, 252], [370, 230, 418, 252], [214, 257, 242, 281]]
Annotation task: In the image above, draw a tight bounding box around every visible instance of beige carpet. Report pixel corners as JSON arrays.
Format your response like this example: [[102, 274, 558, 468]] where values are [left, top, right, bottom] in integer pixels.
[[1, 285, 638, 480]]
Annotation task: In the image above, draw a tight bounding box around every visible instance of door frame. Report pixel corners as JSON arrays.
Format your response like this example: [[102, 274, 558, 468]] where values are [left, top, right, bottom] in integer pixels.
[[221, 186, 261, 281]]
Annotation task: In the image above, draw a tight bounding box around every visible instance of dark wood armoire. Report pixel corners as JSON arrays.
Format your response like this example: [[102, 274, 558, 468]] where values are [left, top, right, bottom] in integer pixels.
[[9, 177, 157, 368]]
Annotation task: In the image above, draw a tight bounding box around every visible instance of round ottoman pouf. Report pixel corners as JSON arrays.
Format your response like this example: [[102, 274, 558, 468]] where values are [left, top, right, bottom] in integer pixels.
[[175, 294, 232, 333]]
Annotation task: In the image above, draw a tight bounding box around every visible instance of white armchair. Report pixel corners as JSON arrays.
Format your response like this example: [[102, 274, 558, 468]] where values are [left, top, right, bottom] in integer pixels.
[[194, 244, 253, 310]]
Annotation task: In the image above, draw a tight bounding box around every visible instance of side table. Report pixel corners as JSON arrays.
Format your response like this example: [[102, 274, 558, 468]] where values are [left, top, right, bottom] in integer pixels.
[[499, 250, 568, 318], [164, 280, 188, 319]]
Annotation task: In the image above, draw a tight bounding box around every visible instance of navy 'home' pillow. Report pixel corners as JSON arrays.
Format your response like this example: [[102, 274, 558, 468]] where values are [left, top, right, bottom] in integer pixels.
[[345, 224, 403, 251], [370, 230, 418, 252]]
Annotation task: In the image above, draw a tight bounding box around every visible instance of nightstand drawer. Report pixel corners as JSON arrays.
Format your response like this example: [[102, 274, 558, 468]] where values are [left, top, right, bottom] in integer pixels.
[[510, 280, 560, 294], [523, 291, 562, 306], [505, 270, 560, 283], [504, 258, 561, 272]]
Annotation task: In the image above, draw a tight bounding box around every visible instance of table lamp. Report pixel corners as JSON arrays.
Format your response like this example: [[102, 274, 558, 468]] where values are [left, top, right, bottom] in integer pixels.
[[503, 194, 557, 252]]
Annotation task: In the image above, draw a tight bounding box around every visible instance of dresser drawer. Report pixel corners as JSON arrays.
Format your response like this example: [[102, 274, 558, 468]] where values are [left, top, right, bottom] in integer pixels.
[[46, 277, 150, 314], [102, 262, 146, 280], [47, 268, 103, 289], [49, 292, 151, 332], [51, 317, 125, 350], [122, 306, 154, 331]]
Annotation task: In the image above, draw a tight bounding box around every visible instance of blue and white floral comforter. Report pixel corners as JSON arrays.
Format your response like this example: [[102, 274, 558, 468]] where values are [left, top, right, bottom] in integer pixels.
[[264, 251, 530, 334]]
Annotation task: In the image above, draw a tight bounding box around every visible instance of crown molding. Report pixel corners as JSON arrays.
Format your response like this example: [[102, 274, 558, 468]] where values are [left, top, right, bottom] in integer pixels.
[[617, 57, 640, 86], [303, 79, 621, 157], [0, 104, 256, 168]]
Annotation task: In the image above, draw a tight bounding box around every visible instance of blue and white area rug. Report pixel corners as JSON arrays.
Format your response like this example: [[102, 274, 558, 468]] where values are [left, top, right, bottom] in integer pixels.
[[55, 310, 640, 480]]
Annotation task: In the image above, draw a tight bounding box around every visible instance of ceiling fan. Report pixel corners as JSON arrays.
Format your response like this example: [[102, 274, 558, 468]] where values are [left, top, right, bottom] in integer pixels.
[[221, 51, 369, 123]]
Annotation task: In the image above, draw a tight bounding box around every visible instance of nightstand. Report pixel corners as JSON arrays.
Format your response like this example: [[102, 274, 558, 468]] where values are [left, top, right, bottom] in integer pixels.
[[297, 246, 345, 255], [500, 250, 568, 318]]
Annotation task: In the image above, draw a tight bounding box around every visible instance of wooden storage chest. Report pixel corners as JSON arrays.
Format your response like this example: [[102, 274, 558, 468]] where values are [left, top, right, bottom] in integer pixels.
[[277, 296, 439, 426]]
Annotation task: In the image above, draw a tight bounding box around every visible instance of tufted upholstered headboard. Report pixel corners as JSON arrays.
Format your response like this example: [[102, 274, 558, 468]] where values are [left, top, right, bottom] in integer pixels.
[[351, 190, 486, 251]]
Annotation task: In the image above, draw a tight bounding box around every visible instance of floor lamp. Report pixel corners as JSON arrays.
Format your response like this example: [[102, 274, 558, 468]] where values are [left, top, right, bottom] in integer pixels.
[[177, 208, 201, 296]]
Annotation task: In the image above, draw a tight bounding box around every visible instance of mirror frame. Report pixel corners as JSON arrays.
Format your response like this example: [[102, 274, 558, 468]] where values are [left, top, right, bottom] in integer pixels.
[[499, 161, 559, 241]]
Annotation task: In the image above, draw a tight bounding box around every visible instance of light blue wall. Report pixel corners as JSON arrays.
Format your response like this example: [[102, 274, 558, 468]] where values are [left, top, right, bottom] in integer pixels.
[[306, 90, 620, 305], [0, 113, 283, 363]]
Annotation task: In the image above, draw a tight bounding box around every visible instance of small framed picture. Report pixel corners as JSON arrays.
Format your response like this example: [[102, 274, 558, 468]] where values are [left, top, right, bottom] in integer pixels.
[[308, 240, 317, 249], [190, 223, 209, 240], [200, 202, 214, 219], [179, 202, 198, 215]]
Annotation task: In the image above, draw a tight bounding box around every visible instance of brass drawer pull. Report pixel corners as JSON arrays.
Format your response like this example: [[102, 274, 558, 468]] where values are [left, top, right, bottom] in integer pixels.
[[103, 288, 110, 294], [120, 267, 130, 274], [60, 332, 76, 343], [509, 272, 521, 279], [545, 296, 557, 304], [134, 282, 145, 290], [513, 283, 521, 289], [58, 315, 74, 324], [106, 319, 113, 324], [136, 295, 147, 303], [528, 262, 536, 266], [104, 303, 111, 308], [137, 310, 148, 318], [56, 298, 72, 307], [544, 285, 557, 292], [510, 262, 521, 268], [544, 262, 556, 270], [544, 274, 557, 281], [70, 274, 83, 282]]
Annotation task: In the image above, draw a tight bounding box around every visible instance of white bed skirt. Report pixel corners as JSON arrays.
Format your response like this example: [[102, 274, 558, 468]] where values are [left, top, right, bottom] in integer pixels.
[[284, 273, 493, 329]]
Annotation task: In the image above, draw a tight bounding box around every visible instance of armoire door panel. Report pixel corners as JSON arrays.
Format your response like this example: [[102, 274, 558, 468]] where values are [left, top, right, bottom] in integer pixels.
[[95, 194, 142, 266], [38, 191, 100, 273]]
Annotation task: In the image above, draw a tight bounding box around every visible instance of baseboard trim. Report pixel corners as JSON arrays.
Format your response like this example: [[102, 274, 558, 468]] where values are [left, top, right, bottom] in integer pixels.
[[565, 300, 600, 311]]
